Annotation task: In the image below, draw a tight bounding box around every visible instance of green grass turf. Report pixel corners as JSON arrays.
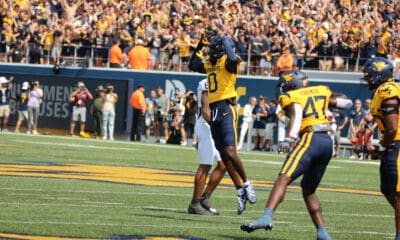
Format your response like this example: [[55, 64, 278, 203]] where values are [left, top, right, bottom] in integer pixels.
[[0, 133, 394, 239]]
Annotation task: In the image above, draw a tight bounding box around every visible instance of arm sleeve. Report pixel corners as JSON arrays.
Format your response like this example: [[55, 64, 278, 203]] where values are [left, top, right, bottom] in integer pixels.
[[223, 36, 239, 73], [335, 98, 353, 109], [288, 103, 303, 139]]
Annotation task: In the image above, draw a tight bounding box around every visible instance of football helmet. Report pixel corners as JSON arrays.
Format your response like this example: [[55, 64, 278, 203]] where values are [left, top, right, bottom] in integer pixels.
[[363, 57, 394, 90], [276, 70, 309, 93], [204, 30, 225, 62]]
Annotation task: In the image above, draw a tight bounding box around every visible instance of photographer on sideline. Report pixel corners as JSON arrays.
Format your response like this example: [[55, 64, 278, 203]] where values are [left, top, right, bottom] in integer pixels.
[[0, 76, 13, 132], [69, 82, 93, 137], [182, 90, 197, 146], [27, 80, 43, 135]]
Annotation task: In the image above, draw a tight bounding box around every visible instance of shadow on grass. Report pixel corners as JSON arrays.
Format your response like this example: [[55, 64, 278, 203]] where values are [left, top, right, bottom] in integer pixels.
[[219, 234, 286, 240], [131, 212, 219, 224], [143, 206, 187, 214], [142, 208, 222, 221], [108, 234, 206, 240]]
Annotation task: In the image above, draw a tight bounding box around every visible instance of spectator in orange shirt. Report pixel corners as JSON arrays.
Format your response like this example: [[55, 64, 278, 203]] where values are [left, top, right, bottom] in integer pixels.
[[276, 46, 294, 76], [130, 84, 147, 141], [109, 37, 123, 68], [127, 39, 151, 70]]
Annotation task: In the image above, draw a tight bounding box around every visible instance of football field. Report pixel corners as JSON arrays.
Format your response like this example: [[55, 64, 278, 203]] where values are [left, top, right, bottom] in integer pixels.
[[0, 133, 394, 240]]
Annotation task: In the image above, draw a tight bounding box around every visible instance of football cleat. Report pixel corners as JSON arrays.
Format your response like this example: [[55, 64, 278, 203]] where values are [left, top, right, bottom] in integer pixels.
[[200, 195, 219, 215], [237, 187, 247, 215], [188, 203, 214, 216], [244, 182, 256, 204], [317, 226, 332, 240], [240, 216, 274, 233]]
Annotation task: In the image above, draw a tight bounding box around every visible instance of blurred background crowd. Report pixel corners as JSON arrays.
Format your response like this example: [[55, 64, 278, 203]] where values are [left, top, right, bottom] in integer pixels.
[[0, 0, 399, 76]]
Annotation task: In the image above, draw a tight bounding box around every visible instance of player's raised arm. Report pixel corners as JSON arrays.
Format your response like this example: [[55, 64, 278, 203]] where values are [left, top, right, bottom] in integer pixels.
[[222, 36, 238, 74], [188, 34, 206, 74]]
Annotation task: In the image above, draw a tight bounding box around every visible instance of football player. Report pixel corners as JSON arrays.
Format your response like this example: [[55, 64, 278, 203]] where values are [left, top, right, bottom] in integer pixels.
[[363, 57, 400, 240], [188, 79, 227, 215], [188, 30, 256, 214], [241, 70, 352, 240]]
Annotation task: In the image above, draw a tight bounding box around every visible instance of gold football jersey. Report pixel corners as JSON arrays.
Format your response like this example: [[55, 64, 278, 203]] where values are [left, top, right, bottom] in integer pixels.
[[371, 81, 400, 140], [204, 55, 239, 103], [278, 85, 332, 131]]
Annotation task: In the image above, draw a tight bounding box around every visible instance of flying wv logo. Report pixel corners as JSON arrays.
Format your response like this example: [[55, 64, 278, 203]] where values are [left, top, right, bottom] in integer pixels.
[[379, 86, 392, 95], [165, 79, 186, 99]]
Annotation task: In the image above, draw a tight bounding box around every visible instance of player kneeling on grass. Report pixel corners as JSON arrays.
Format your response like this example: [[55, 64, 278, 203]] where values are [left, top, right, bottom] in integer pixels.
[[188, 79, 226, 215], [241, 70, 353, 240]]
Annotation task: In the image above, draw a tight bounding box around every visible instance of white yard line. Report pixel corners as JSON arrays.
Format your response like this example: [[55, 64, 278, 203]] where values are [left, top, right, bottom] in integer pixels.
[[331, 159, 380, 166], [0, 219, 392, 237], [0, 201, 391, 218], [0, 187, 385, 204], [13, 140, 136, 151], [8, 134, 196, 151]]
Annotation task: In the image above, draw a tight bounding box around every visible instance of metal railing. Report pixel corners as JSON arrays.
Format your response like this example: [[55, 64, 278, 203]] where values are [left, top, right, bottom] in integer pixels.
[[0, 44, 388, 75]]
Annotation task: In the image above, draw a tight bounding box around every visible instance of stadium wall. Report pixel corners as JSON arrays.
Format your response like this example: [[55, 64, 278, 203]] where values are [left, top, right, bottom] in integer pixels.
[[0, 64, 372, 133]]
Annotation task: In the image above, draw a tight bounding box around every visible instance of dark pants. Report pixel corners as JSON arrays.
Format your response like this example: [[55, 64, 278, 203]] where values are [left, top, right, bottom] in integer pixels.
[[110, 63, 122, 68], [93, 111, 103, 137], [131, 108, 144, 141]]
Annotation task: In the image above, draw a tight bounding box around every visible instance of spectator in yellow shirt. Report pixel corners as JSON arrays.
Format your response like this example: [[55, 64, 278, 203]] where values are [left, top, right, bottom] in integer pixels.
[[175, 30, 194, 71]]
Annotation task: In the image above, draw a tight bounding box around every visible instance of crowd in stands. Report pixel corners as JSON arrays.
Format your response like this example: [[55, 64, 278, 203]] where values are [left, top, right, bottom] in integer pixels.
[[0, 0, 399, 76]]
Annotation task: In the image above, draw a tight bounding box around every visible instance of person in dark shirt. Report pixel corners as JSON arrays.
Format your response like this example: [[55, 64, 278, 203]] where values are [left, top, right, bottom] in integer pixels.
[[29, 41, 42, 64], [167, 111, 182, 144], [181, 90, 197, 146], [78, 28, 92, 58], [334, 31, 351, 71], [359, 36, 378, 67], [91, 85, 105, 139], [265, 100, 277, 151], [252, 96, 269, 150], [9, 39, 25, 63], [330, 108, 348, 157], [14, 82, 30, 133], [312, 33, 334, 71], [234, 31, 250, 75], [349, 99, 366, 159]]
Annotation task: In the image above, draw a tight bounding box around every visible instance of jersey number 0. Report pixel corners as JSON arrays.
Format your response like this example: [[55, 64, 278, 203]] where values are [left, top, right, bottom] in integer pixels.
[[208, 73, 218, 93]]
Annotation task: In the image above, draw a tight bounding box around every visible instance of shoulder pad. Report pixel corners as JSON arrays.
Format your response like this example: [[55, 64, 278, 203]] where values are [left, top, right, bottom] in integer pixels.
[[377, 82, 400, 100]]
